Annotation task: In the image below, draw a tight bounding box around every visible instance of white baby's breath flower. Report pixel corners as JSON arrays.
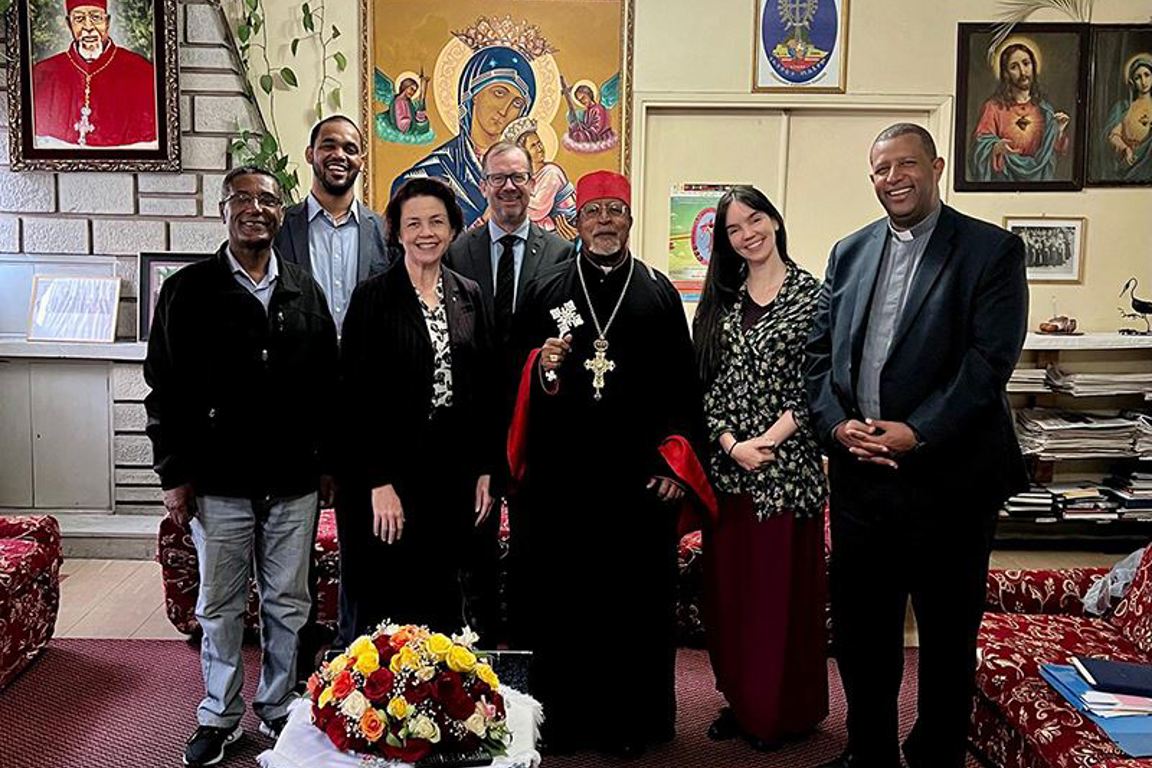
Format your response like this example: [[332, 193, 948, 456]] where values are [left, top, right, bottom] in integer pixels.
[[339, 690, 369, 719]]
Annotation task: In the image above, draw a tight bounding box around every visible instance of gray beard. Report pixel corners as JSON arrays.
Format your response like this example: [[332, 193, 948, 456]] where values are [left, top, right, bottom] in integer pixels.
[[76, 41, 106, 61]]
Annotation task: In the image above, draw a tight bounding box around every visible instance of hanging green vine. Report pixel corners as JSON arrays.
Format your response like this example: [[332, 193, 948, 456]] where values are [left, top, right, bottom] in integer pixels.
[[206, 0, 345, 204]]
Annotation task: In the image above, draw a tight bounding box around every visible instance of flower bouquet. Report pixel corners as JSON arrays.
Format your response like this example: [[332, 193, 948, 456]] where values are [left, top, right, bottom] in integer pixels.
[[306, 624, 511, 765]]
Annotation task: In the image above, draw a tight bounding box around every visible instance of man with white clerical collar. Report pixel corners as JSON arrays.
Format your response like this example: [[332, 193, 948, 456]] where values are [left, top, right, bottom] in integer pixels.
[[506, 170, 715, 758], [32, 0, 159, 147]]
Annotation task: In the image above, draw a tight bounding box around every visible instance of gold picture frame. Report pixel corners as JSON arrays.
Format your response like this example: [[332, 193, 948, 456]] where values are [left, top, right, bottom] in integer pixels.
[[359, 0, 634, 226]]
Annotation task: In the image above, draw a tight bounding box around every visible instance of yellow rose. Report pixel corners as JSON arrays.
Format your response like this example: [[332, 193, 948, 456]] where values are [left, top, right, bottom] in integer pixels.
[[387, 695, 410, 720], [328, 654, 350, 676], [475, 662, 500, 690], [425, 633, 453, 660], [399, 645, 421, 670], [347, 635, 375, 659], [318, 685, 334, 709], [446, 645, 477, 674], [354, 646, 380, 676]]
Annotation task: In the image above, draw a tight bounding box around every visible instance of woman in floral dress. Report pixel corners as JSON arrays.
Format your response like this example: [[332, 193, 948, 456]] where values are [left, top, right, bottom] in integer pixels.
[[692, 185, 828, 750]]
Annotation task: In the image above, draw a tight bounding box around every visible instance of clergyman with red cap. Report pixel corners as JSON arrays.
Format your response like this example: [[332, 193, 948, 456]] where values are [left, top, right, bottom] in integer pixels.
[[31, 0, 158, 148], [506, 169, 714, 758]]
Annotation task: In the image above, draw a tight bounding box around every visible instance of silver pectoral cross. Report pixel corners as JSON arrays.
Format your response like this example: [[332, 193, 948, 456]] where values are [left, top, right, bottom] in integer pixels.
[[74, 106, 94, 146], [584, 338, 615, 400]]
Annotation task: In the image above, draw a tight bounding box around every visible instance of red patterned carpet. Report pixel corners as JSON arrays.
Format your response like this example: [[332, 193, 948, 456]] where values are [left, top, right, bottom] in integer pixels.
[[0, 640, 980, 767]]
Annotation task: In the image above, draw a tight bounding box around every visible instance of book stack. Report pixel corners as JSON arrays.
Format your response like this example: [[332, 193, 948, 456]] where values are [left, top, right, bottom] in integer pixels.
[[1130, 413, 1152, 458], [1046, 365, 1152, 397], [1016, 409, 1141, 459], [1052, 484, 1120, 522], [1002, 487, 1058, 520], [1104, 471, 1152, 519], [1008, 367, 1048, 393]]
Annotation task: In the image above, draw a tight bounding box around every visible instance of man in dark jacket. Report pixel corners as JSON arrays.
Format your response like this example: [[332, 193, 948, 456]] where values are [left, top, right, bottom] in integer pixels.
[[144, 166, 338, 768]]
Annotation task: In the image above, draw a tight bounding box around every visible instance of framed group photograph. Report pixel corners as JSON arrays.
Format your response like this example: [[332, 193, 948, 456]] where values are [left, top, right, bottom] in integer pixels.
[[753, 0, 849, 93], [359, 0, 634, 227], [1085, 24, 1152, 186], [1004, 216, 1086, 284], [137, 252, 210, 342], [954, 23, 1089, 192], [5, 0, 181, 171], [27, 275, 120, 342]]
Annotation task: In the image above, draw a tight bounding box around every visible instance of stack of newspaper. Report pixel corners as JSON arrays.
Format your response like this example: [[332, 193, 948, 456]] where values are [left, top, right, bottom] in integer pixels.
[[1130, 413, 1152, 457], [1016, 409, 1142, 459], [1046, 365, 1152, 397], [1002, 487, 1058, 519], [1009, 367, 1048, 393]]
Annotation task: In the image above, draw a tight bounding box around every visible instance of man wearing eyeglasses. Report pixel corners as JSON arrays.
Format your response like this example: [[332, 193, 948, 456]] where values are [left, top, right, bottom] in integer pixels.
[[31, 0, 158, 148], [506, 170, 709, 757], [444, 140, 573, 645], [144, 167, 339, 767]]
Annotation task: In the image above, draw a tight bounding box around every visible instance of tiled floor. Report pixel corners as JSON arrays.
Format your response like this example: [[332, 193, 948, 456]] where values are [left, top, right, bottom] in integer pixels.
[[57, 549, 1126, 641]]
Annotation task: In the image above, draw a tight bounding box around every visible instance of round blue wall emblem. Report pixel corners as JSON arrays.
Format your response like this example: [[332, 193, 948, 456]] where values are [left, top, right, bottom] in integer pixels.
[[762, 0, 839, 84]]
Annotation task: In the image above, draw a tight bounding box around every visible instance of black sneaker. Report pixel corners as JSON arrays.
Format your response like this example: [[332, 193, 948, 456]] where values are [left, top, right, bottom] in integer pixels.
[[183, 724, 243, 767], [258, 715, 289, 740]]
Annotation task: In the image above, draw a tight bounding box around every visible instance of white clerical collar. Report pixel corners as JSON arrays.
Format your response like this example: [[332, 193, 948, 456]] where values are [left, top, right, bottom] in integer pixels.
[[888, 204, 941, 242]]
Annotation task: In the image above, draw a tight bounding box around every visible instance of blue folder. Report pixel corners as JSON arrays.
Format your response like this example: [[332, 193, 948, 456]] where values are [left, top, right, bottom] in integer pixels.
[[1039, 663, 1152, 757]]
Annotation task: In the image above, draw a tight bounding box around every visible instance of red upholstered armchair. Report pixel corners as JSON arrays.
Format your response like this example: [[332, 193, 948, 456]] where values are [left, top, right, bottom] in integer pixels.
[[156, 509, 340, 636], [0, 515, 62, 689], [971, 553, 1152, 768]]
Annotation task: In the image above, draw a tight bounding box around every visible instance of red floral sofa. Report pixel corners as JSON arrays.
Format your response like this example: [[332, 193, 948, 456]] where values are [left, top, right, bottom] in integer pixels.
[[157, 509, 340, 635], [971, 548, 1152, 768], [0, 515, 62, 688]]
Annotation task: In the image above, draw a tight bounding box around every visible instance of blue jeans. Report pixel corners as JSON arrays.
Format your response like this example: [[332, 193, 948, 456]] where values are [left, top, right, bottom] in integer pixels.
[[191, 492, 317, 728]]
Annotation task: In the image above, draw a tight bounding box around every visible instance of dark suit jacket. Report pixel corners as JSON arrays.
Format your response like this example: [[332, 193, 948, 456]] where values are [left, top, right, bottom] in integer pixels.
[[443, 222, 574, 326], [805, 204, 1029, 507], [338, 260, 501, 491], [274, 198, 392, 285]]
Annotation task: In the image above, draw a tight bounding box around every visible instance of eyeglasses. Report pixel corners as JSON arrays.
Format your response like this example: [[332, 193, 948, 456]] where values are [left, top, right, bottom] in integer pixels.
[[484, 172, 531, 187], [69, 11, 108, 25], [222, 191, 284, 209], [580, 202, 629, 219]]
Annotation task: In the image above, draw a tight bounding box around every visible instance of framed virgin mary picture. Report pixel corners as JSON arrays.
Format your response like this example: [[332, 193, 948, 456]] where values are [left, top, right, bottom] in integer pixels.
[[5, 0, 181, 171], [359, 0, 634, 232], [1085, 24, 1152, 186]]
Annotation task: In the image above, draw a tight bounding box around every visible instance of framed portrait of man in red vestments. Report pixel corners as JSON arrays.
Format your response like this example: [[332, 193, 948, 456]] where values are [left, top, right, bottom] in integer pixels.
[[5, 0, 179, 171]]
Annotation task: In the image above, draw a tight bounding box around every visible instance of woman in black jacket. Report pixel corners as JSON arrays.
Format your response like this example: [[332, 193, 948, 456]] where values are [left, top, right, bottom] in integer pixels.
[[336, 177, 500, 641]]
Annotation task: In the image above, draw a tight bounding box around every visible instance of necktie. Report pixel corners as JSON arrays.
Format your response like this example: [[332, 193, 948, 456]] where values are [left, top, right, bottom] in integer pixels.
[[496, 234, 517, 337]]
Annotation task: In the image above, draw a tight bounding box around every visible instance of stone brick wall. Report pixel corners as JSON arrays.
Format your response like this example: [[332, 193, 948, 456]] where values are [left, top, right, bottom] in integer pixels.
[[0, 0, 254, 341], [0, 2, 257, 515]]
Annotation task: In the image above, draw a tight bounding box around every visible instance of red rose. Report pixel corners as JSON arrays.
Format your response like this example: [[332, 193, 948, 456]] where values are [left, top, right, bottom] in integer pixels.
[[383, 738, 433, 763], [432, 671, 463, 703], [312, 703, 335, 730], [445, 689, 477, 721], [325, 716, 351, 752], [364, 668, 395, 702], [469, 679, 492, 698], [331, 669, 355, 700], [373, 634, 392, 655], [404, 681, 433, 705], [491, 691, 506, 719]]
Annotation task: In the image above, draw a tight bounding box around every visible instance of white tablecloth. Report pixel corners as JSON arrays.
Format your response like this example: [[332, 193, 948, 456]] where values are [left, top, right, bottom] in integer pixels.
[[257, 689, 542, 768]]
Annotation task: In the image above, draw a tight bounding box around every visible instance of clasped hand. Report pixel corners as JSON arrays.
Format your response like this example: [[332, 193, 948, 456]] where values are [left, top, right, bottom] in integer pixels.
[[729, 434, 777, 472], [835, 418, 918, 468]]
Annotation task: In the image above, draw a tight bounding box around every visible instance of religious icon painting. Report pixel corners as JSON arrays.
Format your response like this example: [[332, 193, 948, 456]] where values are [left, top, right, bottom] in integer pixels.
[[753, 0, 849, 93], [954, 23, 1089, 192], [1085, 24, 1152, 187], [6, 0, 180, 171], [360, 0, 634, 230]]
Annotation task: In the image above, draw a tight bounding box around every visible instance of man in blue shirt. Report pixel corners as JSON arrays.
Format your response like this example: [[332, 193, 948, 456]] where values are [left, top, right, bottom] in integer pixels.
[[276, 115, 391, 335]]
